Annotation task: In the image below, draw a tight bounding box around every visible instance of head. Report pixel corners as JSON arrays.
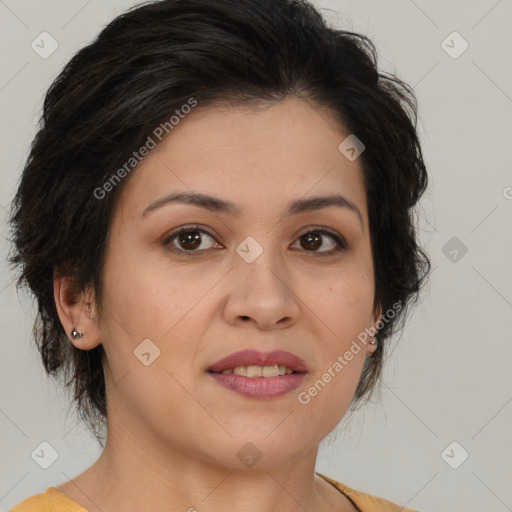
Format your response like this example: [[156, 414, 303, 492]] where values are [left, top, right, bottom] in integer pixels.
[[9, 0, 429, 464]]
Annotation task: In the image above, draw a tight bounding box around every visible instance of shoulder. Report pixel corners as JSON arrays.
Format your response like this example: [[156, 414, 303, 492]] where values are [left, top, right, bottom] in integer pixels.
[[316, 472, 419, 512], [9, 487, 86, 512], [9, 491, 49, 512]]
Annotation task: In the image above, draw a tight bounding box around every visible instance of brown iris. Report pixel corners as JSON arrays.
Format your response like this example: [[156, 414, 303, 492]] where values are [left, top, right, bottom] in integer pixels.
[[300, 232, 322, 251], [178, 231, 202, 250]]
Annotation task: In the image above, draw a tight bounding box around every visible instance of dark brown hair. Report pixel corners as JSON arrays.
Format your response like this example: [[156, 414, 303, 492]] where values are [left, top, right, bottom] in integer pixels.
[[8, 0, 430, 446]]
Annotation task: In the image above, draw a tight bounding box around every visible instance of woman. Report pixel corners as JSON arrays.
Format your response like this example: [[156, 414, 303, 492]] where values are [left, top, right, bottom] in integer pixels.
[[8, 0, 430, 510]]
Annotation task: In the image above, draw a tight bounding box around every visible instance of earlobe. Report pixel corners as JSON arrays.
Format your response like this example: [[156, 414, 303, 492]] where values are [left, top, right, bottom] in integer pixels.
[[53, 270, 102, 350]]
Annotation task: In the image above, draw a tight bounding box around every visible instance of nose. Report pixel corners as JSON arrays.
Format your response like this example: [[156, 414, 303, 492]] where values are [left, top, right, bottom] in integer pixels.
[[223, 248, 301, 330]]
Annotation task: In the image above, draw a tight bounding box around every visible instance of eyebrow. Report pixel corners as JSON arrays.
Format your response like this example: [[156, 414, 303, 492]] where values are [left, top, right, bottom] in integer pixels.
[[141, 191, 363, 227]]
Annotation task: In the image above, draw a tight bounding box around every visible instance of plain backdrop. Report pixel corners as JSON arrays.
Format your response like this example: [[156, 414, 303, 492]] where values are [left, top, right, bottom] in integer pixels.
[[1, 1, 511, 511]]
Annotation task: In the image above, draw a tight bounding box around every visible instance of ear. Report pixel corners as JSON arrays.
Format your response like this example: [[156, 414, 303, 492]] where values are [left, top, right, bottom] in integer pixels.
[[53, 268, 101, 350], [365, 305, 383, 356]]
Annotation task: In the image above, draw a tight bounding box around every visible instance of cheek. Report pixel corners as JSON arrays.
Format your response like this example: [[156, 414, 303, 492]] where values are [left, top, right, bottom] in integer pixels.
[[318, 262, 374, 327], [99, 242, 219, 386], [100, 239, 192, 336], [304, 258, 374, 393], [300, 271, 371, 413]]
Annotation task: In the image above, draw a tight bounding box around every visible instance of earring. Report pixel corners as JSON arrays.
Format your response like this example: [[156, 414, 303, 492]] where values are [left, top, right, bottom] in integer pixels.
[[71, 328, 83, 340], [369, 336, 377, 346]]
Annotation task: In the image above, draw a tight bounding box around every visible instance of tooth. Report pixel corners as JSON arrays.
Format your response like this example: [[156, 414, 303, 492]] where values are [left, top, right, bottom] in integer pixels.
[[246, 365, 263, 377], [262, 365, 279, 377], [227, 365, 295, 377]]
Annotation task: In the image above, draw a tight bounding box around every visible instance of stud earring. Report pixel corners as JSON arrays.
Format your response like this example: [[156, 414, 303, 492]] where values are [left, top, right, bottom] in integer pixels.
[[369, 336, 377, 346], [71, 328, 83, 340]]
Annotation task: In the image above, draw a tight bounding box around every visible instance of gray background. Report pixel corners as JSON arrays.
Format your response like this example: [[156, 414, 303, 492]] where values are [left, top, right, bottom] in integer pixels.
[[1, 1, 511, 511]]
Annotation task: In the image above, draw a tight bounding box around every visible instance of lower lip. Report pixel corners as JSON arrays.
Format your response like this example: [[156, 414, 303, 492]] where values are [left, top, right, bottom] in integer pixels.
[[207, 372, 306, 399]]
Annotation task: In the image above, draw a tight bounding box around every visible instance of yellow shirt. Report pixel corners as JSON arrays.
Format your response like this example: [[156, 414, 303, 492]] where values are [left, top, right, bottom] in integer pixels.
[[9, 472, 418, 511]]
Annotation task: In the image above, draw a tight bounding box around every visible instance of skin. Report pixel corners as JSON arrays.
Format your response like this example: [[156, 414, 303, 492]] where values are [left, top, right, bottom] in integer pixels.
[[54, 96, 380, 512]]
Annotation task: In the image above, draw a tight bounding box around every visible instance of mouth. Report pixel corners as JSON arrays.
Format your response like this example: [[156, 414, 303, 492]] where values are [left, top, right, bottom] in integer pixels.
[[208, 365, 299, 377], [206, 349, 308, 374], [206, 349, 307, 399]]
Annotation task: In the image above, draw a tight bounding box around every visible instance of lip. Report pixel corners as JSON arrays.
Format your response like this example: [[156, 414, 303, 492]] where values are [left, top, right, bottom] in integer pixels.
[[207, 349, 308, 373], [208, 372, 306, 399], [206, 349, 308, 400]]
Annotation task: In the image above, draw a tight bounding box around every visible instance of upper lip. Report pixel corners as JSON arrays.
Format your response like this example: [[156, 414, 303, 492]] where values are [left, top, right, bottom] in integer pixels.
[[207, 349, 308, 373]]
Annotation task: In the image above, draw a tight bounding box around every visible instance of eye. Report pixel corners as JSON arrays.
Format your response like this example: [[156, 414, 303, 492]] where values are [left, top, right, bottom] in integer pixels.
[[163, 225, 219, 256], [162, 225, 347, 257], [291, 228, 347, 257]]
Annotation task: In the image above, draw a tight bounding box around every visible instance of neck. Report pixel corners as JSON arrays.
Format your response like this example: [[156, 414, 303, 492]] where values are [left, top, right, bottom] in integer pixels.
[[58, 420, 339, 512]]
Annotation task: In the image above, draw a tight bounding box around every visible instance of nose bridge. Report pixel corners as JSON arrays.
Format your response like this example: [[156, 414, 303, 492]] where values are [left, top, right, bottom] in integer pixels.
[[225, 233, 299, 328], [236, 233, 289, 295]]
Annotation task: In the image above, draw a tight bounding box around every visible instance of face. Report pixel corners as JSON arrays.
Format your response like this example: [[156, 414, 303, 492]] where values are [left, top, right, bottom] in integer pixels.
[[91, 97, 378, 469]]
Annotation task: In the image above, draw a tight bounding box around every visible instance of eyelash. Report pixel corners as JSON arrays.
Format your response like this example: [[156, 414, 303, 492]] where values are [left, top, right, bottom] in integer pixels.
[[162, 224, 348, 258]]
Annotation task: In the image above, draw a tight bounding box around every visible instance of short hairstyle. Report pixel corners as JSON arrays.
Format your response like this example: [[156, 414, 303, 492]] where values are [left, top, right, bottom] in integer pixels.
[[8, 0, 430, 446]]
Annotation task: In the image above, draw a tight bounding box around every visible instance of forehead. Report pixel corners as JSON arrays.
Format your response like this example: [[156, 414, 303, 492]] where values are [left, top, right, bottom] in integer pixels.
[[114, 97, 368, 223]]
